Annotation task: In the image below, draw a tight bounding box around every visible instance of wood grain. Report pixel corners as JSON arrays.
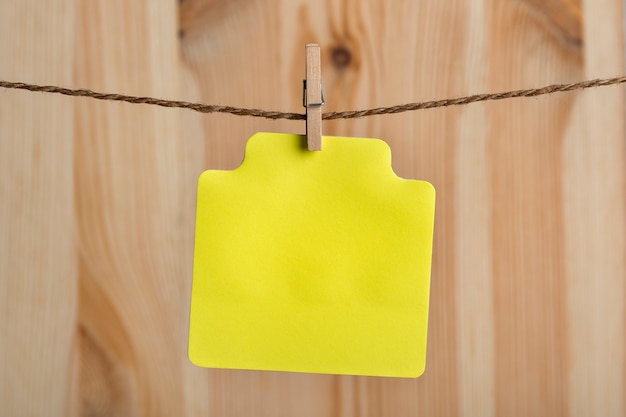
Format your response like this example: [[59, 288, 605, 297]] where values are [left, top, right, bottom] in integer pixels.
[[565, 2, 626, 415], [1, 0, 625, 416], [73, 2, 193, 415], [0, 1, 78, 416]]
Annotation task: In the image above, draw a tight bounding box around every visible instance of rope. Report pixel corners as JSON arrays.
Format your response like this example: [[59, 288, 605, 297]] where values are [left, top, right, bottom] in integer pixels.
[[1, 76, 625, 120]]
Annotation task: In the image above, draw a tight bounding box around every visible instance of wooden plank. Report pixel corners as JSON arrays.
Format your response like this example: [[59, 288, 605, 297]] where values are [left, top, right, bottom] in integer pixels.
[[0, 1, 78, 416], [484, 1, 582, 415], [564, 1, 625, 416], [71, 1, 199, 416]]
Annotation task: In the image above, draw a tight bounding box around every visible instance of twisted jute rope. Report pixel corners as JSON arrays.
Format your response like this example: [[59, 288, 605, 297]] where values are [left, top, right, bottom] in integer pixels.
[[1, 76, 625, 120]]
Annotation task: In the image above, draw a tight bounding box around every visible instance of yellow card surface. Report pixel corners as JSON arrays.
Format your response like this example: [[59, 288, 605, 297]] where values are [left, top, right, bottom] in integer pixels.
[[189, 133, 435, 377]]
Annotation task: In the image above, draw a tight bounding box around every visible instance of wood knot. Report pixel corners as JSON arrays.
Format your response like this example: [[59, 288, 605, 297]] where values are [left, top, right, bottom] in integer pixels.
[[331, 45, 352, 70]]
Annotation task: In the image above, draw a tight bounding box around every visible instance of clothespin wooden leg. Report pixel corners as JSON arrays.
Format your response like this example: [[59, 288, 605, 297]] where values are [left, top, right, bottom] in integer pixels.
[[305, 44, 323, 151]]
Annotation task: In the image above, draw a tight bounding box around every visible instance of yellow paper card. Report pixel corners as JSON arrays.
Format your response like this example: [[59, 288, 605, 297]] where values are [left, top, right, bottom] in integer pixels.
[[189, 133, 435, 377]]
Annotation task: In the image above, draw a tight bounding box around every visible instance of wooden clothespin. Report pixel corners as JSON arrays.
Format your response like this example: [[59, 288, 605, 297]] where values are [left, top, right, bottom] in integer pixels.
[[304, 44, 323, 151]]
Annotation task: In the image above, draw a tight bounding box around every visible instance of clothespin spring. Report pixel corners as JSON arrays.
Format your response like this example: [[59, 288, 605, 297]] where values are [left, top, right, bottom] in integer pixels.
[[303, 81, 325, 108]]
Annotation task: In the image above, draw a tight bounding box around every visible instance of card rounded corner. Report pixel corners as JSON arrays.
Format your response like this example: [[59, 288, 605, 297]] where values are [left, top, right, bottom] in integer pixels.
[[187, 348, 207, 368]]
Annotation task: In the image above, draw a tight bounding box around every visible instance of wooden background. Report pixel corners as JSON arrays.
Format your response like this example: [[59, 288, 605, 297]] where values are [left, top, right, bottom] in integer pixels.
[[1, 0, 625, 416]]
